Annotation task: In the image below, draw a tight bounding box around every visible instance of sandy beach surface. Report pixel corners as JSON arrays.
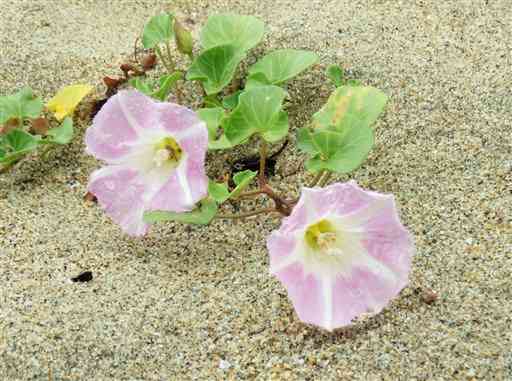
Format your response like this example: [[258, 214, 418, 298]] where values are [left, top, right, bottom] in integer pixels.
[[1, 0, 511, 379]]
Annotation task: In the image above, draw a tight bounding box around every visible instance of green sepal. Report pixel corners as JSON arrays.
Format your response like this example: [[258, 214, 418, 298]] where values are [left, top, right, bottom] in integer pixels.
[[143, 198, 218, 225], [186, 44, 246, 95], [142, 13, 175, 49]]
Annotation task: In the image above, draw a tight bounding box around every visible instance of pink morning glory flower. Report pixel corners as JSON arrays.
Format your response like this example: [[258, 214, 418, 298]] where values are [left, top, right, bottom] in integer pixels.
[[85, 90, 208, 236], [267, 181, 414, 331]]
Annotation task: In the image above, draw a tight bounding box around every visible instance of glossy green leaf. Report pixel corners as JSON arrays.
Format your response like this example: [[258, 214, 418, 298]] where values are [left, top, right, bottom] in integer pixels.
[[312, 86, 388, 132], [223, 86, 288, 145], [304, 125, 374, 173], [326, 64, 344, 87], [186, 44, 245, 95], [200, 13, 264, 52], [142, 13, 174, 49], [143, 198, 218, 225], [248, 49, 319, 86], [0, 87, 43, 124], [46, 117, 73, 145]]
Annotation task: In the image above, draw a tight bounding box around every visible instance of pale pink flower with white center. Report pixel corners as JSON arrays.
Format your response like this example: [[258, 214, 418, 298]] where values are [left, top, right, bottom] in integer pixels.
[[85, 90, 208, 236], [267, 181, 414, 331]]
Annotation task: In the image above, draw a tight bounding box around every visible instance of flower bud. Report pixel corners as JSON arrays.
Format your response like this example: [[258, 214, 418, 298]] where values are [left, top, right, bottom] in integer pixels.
[[173, 20, 193, 58]]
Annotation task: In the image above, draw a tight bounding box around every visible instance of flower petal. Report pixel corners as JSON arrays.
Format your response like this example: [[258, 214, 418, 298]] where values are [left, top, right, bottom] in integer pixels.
[[273, 263, 326, 327], [88, 166, 149, 236], [85, 90, 160, 162], [267, 181, 414, 331]]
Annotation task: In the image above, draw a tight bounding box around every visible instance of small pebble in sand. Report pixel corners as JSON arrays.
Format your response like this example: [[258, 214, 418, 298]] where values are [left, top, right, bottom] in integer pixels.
[[421, 288, 438, 305], [219, 359, 231, 370]]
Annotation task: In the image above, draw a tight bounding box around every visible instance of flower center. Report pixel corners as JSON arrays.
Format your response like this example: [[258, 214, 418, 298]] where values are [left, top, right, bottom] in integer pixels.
[[153, 137, 183, 168], [304, 219, 343, 257]]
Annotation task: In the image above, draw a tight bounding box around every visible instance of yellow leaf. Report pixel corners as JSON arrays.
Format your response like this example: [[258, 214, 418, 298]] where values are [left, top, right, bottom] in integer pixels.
[[47, 84, 94, 121]]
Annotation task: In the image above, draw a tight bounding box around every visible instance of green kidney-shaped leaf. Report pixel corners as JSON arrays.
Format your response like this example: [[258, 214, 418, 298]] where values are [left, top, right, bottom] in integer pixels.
[[46, 117, 73, 145], [144, 198, 218, 225], [186, 44, 245, 95], [312, 86, 388, 132], [301, 125, 374, 173], [0, 87, 44, 124], [223, 86, 288, 145], [142, 13, 175, 49], [200, 13, 264, 52], [248, 49, 319, 86]]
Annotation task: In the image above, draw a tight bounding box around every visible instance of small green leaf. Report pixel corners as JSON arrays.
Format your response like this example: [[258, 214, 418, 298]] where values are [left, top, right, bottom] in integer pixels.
[[143, 198, 218, 225], [207, 170, 257, 203], [230, 170, 257, 198], [312, 86, 388, 132], [46, 117, 73, 145], [223, 86, 289, 145], [200, 13, 264, 52], [304, 125, 374, 173], [0, 87, 43, 124], [248, 49, 319, 86], [142, 13, 175, 49], [208, 181, 230, 203], [128, 77, 154, 96], [153, 72, 183, 101], [186, 44, 245, 95], [222, 90, 242, 110], [326, 65, 344, 87]]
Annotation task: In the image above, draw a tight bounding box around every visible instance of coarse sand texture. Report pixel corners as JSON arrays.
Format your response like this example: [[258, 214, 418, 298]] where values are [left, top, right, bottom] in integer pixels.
[[1, 0, 511, 379]]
